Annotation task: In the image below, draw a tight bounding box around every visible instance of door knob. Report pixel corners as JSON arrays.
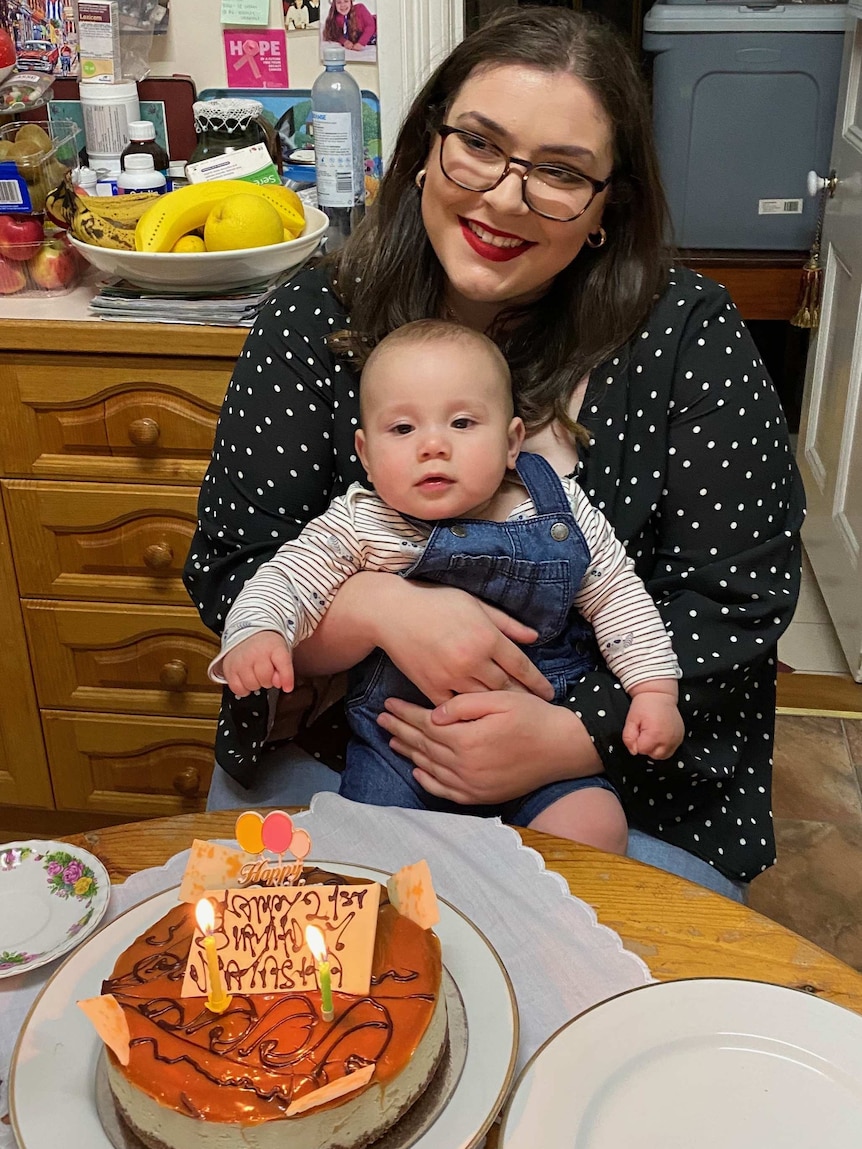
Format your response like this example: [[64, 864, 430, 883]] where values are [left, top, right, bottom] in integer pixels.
[[807, 169, 837, 198]]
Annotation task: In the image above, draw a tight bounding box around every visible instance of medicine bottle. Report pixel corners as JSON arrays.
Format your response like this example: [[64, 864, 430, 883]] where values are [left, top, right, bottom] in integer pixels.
[[117, 154, 167, 195], [121, 120, 169, 178]]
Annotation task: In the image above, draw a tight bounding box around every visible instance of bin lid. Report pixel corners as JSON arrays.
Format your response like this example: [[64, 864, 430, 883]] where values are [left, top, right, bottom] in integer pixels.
[[643, 2, 849, 33]]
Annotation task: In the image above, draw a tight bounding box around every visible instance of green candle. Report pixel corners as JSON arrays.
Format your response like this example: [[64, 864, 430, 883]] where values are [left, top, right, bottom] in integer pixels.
[[306, 925, 335, 1021]]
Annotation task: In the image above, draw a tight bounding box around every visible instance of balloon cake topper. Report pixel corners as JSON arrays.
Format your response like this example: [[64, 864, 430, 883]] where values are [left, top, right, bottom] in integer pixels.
[[234, 810, 312, 887]]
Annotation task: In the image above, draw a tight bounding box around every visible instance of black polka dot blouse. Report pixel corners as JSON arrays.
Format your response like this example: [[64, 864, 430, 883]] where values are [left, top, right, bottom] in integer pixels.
[[184, 263, 805, 883]]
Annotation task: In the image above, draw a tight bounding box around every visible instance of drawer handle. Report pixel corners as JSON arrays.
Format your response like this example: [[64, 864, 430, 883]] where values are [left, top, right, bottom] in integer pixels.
[[128, 417, 161, 447], [143, 542, 174, 570], [173, 766, 200, 797], [159, 659, 188, 690]]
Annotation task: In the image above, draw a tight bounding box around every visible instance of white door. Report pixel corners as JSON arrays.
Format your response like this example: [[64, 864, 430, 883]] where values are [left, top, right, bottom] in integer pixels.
[[798, 0, 862, 681]]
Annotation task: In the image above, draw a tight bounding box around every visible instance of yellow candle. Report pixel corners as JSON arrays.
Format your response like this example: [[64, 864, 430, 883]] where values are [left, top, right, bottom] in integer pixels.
[[196, 899, 232, 1015], [306, 925, 334, 1021]]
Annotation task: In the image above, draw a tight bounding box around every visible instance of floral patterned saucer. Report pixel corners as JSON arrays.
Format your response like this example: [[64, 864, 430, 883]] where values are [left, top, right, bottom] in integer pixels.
[[0, 840, 110, 978]]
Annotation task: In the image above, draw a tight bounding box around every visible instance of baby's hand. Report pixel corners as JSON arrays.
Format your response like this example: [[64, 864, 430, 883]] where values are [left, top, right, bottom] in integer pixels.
[[623, 691, 684, 760], [221, 631, 294, 698]]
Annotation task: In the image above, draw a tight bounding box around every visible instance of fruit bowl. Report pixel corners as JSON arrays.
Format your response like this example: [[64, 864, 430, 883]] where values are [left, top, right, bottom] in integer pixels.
[[68, 205, 329, 292]]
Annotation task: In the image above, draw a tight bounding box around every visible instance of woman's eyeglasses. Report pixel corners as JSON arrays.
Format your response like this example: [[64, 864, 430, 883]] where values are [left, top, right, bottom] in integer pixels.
[[437, 125, 611, 223]]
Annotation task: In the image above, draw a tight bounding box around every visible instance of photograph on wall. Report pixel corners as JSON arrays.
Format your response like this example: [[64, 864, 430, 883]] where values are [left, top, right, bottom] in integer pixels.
[[284, 0, 319, 32], [319, 0, 376, 63], [0, 0, 80, 77]]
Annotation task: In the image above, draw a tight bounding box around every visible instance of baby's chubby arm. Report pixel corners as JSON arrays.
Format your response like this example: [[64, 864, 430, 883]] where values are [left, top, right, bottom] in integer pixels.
[[623, 679, 684, 759], [208, 486, 422, 695], [221, 630, 295, 698]]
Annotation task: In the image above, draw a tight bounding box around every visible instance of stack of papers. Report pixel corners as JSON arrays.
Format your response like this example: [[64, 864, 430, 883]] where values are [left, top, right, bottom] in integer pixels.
[[88, 275, 293, 326]]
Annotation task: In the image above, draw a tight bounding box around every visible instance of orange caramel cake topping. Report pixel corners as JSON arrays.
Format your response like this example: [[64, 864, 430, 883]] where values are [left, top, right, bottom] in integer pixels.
[[102, 871, 442, 1124]]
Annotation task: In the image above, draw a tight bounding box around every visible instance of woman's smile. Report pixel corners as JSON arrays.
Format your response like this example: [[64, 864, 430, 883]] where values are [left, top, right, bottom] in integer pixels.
[[459, 217, 535, 261]]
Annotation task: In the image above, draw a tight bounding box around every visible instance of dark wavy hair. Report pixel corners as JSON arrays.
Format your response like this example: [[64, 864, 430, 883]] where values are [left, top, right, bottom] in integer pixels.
[[329, 7, 671, 435]]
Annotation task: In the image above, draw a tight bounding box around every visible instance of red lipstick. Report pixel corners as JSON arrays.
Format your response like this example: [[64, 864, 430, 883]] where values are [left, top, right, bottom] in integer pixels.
[[459, 218, 534, 263]]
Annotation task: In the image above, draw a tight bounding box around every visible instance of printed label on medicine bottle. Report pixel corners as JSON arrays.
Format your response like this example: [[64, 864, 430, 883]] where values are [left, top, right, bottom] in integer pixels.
[[312, 111, 355, 207]]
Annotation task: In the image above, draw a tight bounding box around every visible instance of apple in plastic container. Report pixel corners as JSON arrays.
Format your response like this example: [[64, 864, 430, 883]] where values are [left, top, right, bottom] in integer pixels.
[[0, 30, 15, 84], [0, 254, 26, 294], [0, 213, 44, 261], [29, 235, 80, 291]]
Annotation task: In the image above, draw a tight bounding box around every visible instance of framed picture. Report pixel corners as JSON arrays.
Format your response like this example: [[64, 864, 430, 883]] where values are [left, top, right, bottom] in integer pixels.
[[320, 0, 376, 64], [284, 0, 320, 32]]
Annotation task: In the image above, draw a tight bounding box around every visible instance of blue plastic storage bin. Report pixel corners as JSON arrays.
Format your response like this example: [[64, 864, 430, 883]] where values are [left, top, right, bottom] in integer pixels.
[[643, 2, 847, 249]]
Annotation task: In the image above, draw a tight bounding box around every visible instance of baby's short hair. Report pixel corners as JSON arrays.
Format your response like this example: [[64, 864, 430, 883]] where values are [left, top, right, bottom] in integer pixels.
[[361, 319, 513, 421]]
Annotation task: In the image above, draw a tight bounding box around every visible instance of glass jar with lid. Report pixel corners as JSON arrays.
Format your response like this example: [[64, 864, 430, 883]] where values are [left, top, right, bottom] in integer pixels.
[[190, 99, 279, 166]]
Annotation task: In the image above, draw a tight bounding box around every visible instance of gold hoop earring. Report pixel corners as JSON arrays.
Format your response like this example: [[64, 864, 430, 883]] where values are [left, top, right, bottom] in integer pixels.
[[585, 227, 607, 249], [415, 169, 427, 190]]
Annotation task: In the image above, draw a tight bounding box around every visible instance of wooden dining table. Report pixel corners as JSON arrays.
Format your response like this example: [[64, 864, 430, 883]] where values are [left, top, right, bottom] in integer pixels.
[[65, 810, 862, 1011], [55, 810, 862, 1148]]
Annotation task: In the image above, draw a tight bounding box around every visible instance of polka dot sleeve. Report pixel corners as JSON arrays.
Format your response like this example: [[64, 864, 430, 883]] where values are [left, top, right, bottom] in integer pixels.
[[184, 265, 364, 634], [572, 269, 805, 880]]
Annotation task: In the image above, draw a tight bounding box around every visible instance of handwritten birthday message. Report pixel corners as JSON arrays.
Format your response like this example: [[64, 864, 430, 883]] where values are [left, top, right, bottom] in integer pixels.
[[181, 883, 380, 998]]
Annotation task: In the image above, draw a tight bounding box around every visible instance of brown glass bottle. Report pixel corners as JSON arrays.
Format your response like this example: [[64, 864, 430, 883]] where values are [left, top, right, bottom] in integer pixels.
[[120, 120, 169, 177]]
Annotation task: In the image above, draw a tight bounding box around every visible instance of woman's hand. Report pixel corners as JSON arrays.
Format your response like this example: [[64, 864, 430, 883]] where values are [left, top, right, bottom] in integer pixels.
[[296, 573, 555, 705], [377, 691, 602, 805]]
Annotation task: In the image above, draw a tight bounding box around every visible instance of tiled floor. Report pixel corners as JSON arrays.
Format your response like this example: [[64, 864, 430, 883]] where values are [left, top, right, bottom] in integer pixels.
[[750, 549, 862, 971]]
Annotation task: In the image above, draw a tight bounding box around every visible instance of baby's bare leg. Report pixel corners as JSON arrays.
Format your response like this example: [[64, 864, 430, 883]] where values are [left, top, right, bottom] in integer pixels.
[[528, 789, 628, 854]]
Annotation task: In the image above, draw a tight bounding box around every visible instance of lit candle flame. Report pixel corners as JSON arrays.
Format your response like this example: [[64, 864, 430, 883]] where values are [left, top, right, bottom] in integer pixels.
[[195, 898, 215, 935], [306, 924, 327, 962]]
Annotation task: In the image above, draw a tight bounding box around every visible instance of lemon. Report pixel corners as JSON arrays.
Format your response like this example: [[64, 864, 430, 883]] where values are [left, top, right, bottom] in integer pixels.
[[172, 234, 206, 253], [203, 194, 284, 252]]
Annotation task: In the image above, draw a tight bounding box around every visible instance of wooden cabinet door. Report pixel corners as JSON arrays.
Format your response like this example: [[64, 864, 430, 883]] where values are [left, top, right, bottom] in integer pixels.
[[45, 711, 217, 815], [0, 355, 229, 484], [24, 601, 221, 718], [4, 480, 200, 604], [0, 498, 53, 808]]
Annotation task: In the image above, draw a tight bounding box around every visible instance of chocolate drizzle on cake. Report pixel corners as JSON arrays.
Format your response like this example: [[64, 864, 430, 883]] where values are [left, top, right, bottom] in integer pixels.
[[102, 872, 443, 1126]]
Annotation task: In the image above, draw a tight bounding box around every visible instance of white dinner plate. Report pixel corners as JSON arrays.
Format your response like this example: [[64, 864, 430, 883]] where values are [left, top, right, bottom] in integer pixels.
[[0, 840, 110, 978], [498, 977, 862, 1149], [11, 861, 518, 1149]]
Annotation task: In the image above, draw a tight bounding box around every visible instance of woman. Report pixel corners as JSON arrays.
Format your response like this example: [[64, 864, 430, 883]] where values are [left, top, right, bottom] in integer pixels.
[[185, 10, 804, 901], [322, 0, 376, 50]]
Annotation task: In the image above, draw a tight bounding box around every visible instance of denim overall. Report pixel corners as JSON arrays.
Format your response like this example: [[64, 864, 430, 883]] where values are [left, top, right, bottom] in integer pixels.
[[339, 451, 617, 825]]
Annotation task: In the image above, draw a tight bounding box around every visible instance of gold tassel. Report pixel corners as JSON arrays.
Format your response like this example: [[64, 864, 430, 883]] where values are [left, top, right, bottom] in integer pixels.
[[790, 256, 822, 330], [791, 182, 829, 331]]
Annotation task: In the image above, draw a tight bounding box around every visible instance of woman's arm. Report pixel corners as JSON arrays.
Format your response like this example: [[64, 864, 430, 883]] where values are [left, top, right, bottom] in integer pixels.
[[183, 267, 363, 634]]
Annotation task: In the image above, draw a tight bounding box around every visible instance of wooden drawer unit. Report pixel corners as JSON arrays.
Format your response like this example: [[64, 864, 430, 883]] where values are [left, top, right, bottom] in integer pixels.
[[4, 480, 199, 604], [0, 354, 229, 484], [44, 711, 218, 815], [0, 319, 244, 822], [24, 601, 221, 718]]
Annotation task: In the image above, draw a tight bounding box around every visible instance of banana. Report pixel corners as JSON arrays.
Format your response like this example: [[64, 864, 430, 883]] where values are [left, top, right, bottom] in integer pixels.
[[45, 174, 143, 251], [135, 180, 305, 252], [80, 192, 158, 225]]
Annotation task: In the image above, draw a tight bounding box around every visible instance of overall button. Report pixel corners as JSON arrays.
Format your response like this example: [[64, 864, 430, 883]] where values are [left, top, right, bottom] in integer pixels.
[[450, 524, 468, 537], [550, 522, 570, 541]]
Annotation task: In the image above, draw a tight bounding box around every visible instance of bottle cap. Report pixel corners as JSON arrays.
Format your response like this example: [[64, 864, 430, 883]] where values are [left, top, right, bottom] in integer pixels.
[[126, 120, 156, 141], [168, 160, 188, 177], [124, 153, 156, 171], [322, 44, 346, 65]]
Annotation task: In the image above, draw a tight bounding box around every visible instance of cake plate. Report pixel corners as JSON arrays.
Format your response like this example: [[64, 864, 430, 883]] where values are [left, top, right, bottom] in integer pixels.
[[10, 861, 519, 1149]]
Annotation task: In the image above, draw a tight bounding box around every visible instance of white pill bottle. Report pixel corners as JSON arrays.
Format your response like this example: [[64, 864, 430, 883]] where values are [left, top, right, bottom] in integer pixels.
[[116, 154, 167, 195]]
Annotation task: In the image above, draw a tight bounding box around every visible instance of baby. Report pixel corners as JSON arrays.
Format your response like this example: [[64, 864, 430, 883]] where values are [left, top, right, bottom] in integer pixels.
[[210, 320, 684, 852]]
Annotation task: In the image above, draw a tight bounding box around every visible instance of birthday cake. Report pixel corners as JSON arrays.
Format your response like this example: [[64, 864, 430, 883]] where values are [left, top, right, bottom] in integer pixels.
[[99, 866, 447, 1149]]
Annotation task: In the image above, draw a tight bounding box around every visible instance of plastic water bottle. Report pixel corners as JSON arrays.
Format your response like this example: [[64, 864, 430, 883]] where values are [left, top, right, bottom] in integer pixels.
[[311, 44, 365, 250]]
